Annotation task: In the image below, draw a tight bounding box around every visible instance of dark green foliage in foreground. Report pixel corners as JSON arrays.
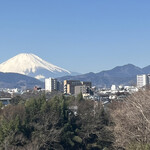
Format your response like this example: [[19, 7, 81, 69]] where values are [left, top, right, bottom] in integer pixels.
[[0, 94, 114, 150]]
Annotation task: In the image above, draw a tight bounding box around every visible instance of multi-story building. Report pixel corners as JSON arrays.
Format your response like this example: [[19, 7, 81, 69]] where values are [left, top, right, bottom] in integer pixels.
[[75, 85, 90, 96], [64, 80, 92, 95], [147, 74, 150, 85], [64, 80, 82, 94], [137, 74, 148, 88], [111, 85, 117, 91], [81, 81, 92, 87], [57, 81, 64, 92], [45, 78, 58, 92]]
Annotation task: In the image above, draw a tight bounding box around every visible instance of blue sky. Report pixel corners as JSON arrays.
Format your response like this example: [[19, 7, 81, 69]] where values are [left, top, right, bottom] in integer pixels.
[[0, 0, 150, 73]]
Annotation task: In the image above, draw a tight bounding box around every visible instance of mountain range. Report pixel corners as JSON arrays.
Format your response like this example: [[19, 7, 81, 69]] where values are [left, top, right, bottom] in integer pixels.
[[0, 72, 44, 89], [58, 64, 150, 87], [0, 53, 150, 88]]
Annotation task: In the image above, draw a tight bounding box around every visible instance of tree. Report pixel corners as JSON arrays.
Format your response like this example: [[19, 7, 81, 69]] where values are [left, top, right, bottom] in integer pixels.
[[76, 100, 114, 149], [76, 93, 84, 102], [0, 102, 2, 109], [111, 90, 150, 149], [10, 96, 24, 105], [0, 94, 115, 150]]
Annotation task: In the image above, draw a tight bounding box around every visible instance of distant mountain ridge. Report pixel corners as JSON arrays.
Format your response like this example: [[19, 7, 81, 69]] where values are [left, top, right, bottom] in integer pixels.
[[0, 53, 72, 80], [0, 72, 44, 89], [1, 61, 150, 89], [58, 64, 150, 87]]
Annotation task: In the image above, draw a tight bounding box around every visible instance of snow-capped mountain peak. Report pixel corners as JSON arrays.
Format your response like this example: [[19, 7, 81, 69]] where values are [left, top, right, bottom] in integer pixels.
[[0, 53, 71, 79]]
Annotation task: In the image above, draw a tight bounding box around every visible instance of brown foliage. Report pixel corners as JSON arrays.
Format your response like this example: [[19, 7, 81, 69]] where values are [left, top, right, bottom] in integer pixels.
[[111, 90, 150, 149], [1, 104, 25, 121]]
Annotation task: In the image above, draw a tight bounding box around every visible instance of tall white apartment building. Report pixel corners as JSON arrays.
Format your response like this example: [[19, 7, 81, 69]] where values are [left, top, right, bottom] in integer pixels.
[[137, 74, 148, 88], [45, 78, 58, 92]]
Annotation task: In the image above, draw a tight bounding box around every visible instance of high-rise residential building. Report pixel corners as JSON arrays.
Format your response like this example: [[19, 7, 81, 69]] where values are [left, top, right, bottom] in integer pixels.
[[137, 74, 148, 88], [147, 74, 150, 85], [45, 78, 58, 92], [64, 80, 92, 95], [64, 80, 81, 94], [57, 81, 64, 92], [74, 85, 91, 96]]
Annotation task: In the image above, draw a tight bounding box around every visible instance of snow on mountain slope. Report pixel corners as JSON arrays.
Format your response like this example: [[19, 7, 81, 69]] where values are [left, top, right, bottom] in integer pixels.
[[0, 53, 71, 80]]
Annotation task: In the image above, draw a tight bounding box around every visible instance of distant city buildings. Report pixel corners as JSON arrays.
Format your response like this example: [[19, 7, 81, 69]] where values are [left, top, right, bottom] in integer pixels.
[[64, 80, 92, 95], [45, 78, 63, 92], [45, 78, 92, 96], [64, 80, 81, 94], [44, 76, 143, 103], [45, 78, 57, 92], [111, 85, 117, 91], [75, 85, 91, 96], [34, 86, 42, 91], [137, 74, 150, 88]]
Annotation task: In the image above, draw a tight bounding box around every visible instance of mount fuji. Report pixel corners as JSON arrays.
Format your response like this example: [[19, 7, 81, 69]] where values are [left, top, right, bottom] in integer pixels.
[[0, 53, 72, 80]]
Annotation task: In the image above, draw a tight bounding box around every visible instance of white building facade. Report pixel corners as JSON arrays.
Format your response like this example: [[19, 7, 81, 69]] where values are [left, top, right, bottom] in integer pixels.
[[137, 74, 148, 88], [45, 78, 58, 92]]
